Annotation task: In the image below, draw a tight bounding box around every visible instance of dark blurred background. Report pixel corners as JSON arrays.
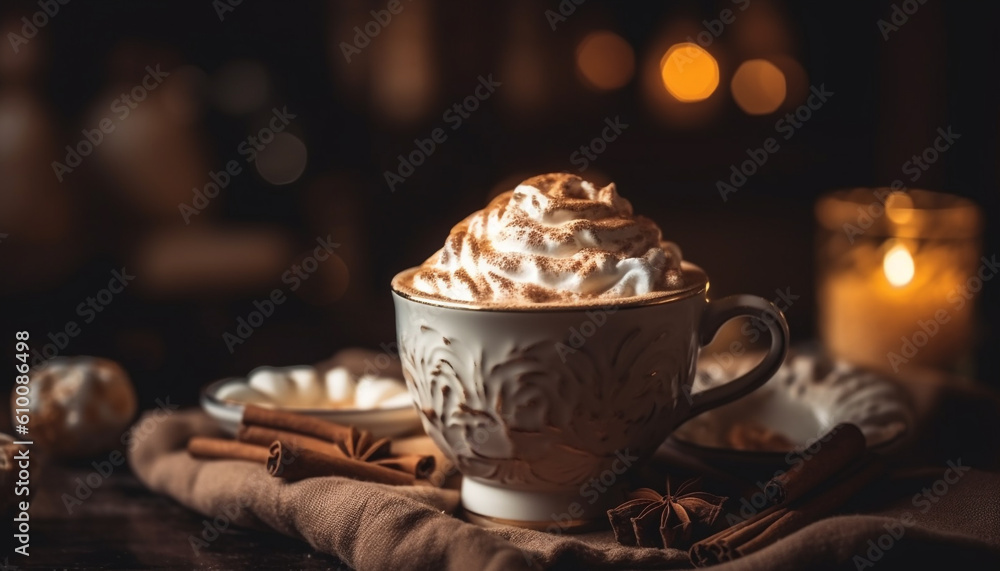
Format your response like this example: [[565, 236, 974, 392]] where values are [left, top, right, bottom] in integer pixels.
[[0, 0, 997, 408]]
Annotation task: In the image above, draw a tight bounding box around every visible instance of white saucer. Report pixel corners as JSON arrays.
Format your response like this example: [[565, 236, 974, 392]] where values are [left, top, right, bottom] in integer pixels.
[[670, 351, 914, 459], [200, 377, 424, 439]]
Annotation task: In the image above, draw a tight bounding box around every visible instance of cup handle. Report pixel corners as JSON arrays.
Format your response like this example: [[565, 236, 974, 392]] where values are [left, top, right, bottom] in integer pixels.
[[678, 294, 789, 425]]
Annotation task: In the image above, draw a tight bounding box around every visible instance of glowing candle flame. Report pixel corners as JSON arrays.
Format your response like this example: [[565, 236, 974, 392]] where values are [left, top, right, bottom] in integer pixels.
[[883, 242, 915, 287]]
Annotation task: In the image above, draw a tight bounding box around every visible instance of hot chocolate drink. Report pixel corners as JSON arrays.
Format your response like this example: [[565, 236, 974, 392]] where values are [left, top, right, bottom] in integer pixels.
[[390, 172, 789, 529], [392, 173, 691, 307]]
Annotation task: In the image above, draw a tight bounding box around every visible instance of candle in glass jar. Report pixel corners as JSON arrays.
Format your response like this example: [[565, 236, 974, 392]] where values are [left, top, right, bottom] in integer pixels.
[[821, 240, 973, 374], [816, 188, 982, 377]]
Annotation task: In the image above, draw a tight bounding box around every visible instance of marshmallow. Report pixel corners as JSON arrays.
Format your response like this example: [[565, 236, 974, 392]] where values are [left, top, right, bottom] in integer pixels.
[[354, 375, 408, 409], [247, 367, 297, 401], [236, 364, 409, 410], [324, 367, 356, 405], [285, 366, 325, 407], [215, 379, 276, 405]]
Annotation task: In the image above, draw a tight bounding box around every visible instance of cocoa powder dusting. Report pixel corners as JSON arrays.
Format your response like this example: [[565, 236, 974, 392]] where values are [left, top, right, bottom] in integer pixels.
[[520, 283, 558, 302], [399, 173, 684, 305], [467, 235, 482, 262], [454, 268, 479, 295], [488, 272, 516, 294]]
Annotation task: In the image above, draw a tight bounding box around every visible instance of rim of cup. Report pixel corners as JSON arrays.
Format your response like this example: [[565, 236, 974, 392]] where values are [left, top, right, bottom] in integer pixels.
[[390, 261, 710, 312]]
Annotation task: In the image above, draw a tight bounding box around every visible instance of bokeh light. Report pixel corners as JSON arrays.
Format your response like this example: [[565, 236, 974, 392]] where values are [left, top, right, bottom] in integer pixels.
[[769, 54, 808, 107], [659, 43, 719, 102], [292, 250, 351, 306], [575, 31, 635, 91], [371, 0, 435, 124], [137, 228, 293, 295], [885, 191, 915, 224], [162, 65, 208, 124], [212, 60, 270, 115], [256, 132, 308, 186], [731, 59, 786, 115]]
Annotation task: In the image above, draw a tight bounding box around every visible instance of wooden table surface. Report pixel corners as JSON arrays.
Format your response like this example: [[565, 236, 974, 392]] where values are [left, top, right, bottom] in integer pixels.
[[11, 463, 348, 570]]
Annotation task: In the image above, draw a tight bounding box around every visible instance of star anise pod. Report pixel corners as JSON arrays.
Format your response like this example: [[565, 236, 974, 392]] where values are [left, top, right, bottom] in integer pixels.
[[338, 428, 392, 461], [608, 477, 727, 549]]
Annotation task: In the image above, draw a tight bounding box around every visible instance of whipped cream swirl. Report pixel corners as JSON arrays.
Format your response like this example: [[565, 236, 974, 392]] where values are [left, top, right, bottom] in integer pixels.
[[404, 173, 684, 304]]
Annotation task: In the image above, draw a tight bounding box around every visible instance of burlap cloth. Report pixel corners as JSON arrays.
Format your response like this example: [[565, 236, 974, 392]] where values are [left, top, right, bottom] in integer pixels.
[[128, 354, 1000, 570]]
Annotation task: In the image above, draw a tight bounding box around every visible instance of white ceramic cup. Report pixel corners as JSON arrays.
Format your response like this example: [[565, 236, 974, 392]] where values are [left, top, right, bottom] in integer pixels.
[[391, 261, 788, 530]]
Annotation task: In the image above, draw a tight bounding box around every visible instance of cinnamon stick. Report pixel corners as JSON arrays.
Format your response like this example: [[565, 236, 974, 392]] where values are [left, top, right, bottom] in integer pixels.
[[242, 404, 357, 445], [267, 441, 415, 486], [690, 456, 884, 566], [764, 423, 867, 505], [372, 454, 436, 479], [188, 437, 270, 464], [238, 424, 350, 459], [238, 421, 394, 461]]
